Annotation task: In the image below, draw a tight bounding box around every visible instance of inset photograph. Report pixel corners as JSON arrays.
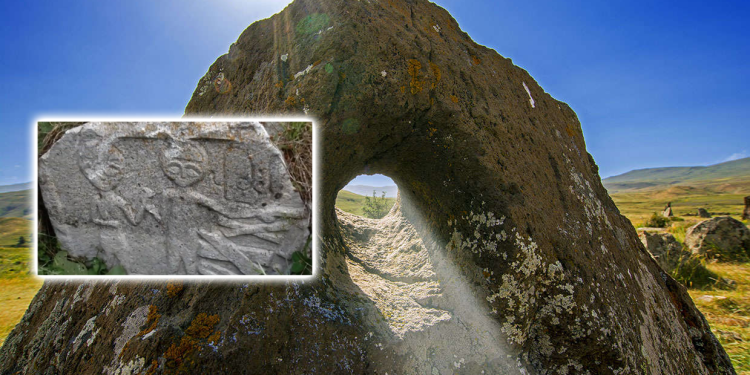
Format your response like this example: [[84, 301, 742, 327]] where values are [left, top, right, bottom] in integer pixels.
[[35, 120, 313, 278]]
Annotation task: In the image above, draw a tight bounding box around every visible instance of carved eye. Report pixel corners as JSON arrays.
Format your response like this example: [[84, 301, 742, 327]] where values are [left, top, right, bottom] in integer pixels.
[[166, 161, 182, 175], [183, 164, 201, 178]]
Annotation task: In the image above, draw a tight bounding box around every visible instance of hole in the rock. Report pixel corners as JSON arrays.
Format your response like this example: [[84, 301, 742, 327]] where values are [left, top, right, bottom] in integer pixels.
[[333, 173, 510, 367], [335, 174, 398, 219]]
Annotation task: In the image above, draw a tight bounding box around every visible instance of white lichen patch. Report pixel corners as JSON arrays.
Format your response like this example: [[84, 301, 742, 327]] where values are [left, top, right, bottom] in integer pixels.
[[281, 54, 288, 62], [433, 24, 441, 33], [381, 70, 387, 77], [104, 355, 147, 375], [568, 167, 612, 230], [447, 210, 506, 256], [72, 315, 99, 353], [113, 306, 150, 358], [294, 64, 314, 79], [522, 82, 535, 108]]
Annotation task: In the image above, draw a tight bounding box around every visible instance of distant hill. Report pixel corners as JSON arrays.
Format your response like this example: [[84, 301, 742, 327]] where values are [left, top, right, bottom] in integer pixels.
[[342, 185, 398, 198], [0, 183, 32, 194], [336, 190, 397, 216], [603, 157, 750, 193], [0, 190, 31, 219]]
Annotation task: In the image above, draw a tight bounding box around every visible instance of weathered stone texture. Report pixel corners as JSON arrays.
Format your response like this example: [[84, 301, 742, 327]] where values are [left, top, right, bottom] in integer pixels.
[[38, 122, 309, 275], [1, 0, 734, 373], [685, 216, 750, 262]]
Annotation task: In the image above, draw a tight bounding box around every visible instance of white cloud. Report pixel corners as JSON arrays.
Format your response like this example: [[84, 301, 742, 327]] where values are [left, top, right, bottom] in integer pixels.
[[724, 150, 748, 162]]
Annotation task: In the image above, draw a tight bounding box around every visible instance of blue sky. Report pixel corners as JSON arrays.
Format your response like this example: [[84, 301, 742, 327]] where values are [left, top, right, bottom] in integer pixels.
[[1, 0, 748, 186]]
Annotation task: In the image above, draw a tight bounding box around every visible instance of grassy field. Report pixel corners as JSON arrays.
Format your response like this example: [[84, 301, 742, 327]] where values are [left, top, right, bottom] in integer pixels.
[[689, 263, 750, 373], [336, 189, 397, 216], [0, 247, 43, 346], [0, 217, 32, 248], [610, 187, 746, 226], [610, 182, 749, 373]]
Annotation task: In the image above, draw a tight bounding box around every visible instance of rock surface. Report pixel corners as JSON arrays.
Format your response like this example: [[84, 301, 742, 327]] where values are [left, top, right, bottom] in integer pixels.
[[698, 208, 711, 218], [638, 231, 688, 273], [685, 216, 750, 262], [743, 196, 749, 220], [663, 202, 674, 217], [2, 0, 733, 373], [39, 122, 309, 275]]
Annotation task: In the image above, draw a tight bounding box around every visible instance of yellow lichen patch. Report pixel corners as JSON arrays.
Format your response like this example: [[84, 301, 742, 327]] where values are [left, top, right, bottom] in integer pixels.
[[138, 305, 161, 337], [471, 55, 481, 65], [312, 60, 322, 67], [285, 95, 297, 106], [166, 281, 183, 298], [427, 127, 438, 137], [275, 81, 284, 88], [185, 313, 220, 339], [450, 95, 459, 103], [407, 59, 423, 94]]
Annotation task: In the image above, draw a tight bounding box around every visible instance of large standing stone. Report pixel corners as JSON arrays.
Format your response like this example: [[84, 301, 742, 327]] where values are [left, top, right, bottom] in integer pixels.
[[638, 231, 688, 273], [38, 122, 309, 275], [685, 216, 750, 262], [2, 0, 733, 373]]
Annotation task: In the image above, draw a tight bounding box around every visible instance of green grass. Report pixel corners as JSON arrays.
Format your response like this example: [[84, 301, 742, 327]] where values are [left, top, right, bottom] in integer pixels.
[[0, 189, 32, 219], [0, 247, 43, 346], [335, 189, 396, 216], [0, 217, 32, 248]]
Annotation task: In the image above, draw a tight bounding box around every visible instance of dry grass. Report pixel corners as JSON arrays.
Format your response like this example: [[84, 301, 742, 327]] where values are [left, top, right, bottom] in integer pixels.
[[688, 263, 750, 373], [0, 247, 43, 346], [271, 122, 313, 207]]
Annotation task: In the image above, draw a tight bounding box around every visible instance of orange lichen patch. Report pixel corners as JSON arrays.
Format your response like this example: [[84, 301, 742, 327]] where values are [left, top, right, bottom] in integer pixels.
[[164, 313, 221, 374], [429, 62, 441, 89], [185, 313, 220, 339], [285, 95, 297, 106], [165, 336, 197, 370], [145, 359, 159, 375], [400, 85, 406, 94], [275, 81, 284, 88], [138, 305, 161, 337], [427, 127, 438, 137], [565, 124, 578, 137], [166, 281, 183, 298], [207, 330, 221, 345], [407, 59, 423, 94], [312, 59, 322, 67], [471, 55, 481, 66], [450, 95, 459, 103], [339, 71, 347, 79]]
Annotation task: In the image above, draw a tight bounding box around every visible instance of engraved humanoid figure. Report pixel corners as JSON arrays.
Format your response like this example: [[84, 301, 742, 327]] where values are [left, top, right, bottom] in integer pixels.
[[158, 140, 305, 275], [78, 135, 159, 267]]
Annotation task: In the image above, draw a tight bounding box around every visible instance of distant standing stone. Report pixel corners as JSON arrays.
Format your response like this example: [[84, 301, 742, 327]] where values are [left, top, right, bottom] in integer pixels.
[[662, 202, 673, 217], [743, 196, 750, 220], [38, 122, 310, 275], [697, 208, 711, 218], [685, 216, 750, 261]]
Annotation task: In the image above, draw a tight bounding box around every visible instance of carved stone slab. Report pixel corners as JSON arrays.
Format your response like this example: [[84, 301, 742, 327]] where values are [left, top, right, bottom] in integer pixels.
[[38, 122, 310, 275]]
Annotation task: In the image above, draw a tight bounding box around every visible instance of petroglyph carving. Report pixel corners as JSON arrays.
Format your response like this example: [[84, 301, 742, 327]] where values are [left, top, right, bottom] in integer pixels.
[[38, 121, 310, 275]]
